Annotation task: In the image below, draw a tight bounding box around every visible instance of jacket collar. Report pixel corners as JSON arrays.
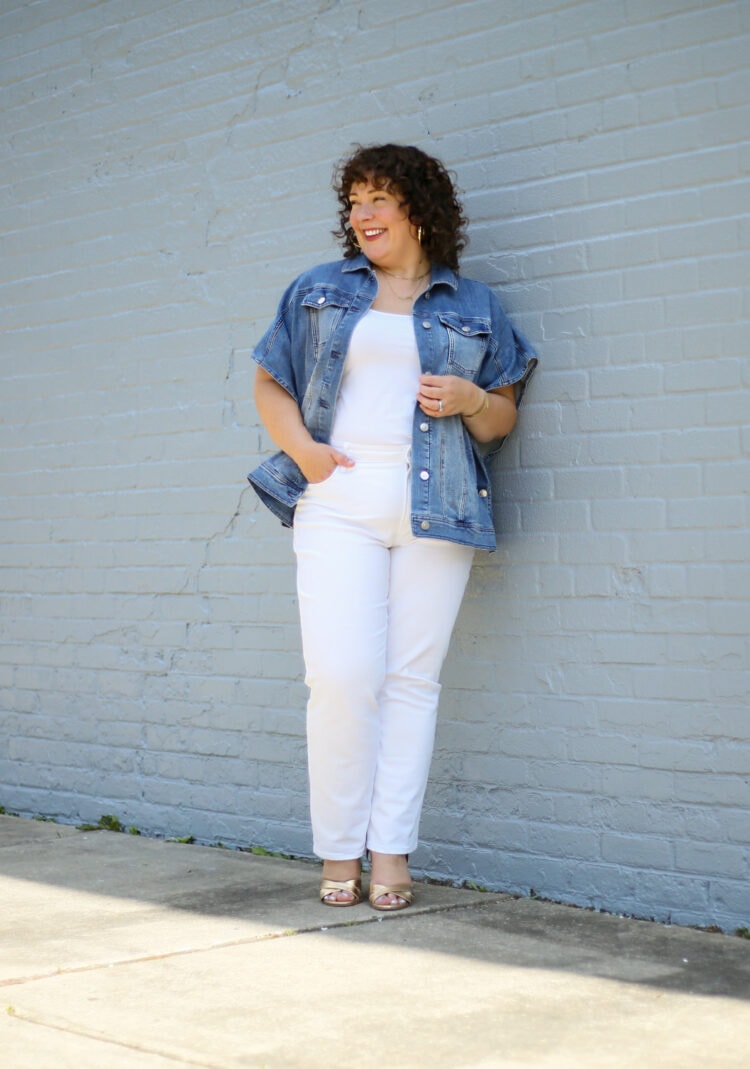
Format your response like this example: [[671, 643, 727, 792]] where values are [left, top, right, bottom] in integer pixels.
[[341, 253, 459, 291]]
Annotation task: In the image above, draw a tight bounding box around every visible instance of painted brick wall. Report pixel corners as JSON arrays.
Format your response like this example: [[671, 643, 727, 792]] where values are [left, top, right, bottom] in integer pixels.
[[1, 0, 748, 930]]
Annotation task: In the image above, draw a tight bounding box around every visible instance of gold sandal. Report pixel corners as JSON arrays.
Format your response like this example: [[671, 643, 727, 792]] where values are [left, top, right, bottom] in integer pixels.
[[368, 883, 413, 912], [319, 877, 362, 907]]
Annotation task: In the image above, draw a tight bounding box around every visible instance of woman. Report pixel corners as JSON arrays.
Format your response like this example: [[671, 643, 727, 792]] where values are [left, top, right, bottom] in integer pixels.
[[248, 143, 535, 910]]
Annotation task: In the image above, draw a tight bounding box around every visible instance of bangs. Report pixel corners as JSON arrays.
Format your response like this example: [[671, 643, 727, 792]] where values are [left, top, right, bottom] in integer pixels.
[[345, 171, 403, 201]]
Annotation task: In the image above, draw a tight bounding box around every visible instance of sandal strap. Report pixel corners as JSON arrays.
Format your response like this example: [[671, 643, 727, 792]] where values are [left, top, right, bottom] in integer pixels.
[[368, 883, 413, 909], [319, 877, 362, 904]]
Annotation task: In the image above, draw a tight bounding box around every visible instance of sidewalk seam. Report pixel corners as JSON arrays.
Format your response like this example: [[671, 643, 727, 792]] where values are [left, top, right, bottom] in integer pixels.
[[6, 1007, 217, 1068], [0, 897, 491, 990]]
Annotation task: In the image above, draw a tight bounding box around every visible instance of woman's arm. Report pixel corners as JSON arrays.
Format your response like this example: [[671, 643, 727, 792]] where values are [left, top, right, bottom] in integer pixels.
[[417, 375, 517, 444], [254, 367, 354, 482]]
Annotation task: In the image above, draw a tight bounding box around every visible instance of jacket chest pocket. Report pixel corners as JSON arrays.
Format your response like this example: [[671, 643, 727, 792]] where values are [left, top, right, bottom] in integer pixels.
[[437, 313, 492, 377], [302, 285, 351, 361]]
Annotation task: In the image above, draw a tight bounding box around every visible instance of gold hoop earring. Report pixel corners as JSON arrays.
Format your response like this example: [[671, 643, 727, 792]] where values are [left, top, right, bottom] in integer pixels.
[[349, 228, 362, 251], [417, 226, 424, 245]]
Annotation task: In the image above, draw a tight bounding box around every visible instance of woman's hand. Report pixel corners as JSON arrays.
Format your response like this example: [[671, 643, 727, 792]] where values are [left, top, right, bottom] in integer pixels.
[[296, 442, 355, 483], [254, 367, 354, 480], [417, 373, 481, 418], [417, 374, 518, 443]]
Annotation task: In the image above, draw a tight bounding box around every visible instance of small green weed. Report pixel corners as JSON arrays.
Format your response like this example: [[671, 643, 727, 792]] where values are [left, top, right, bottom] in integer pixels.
[[736, 927, 750, 940], [239, 844, 294, 860], [98, 814, 124, 832], [77, 814, 139, 834], [167, 835, 196, 844]]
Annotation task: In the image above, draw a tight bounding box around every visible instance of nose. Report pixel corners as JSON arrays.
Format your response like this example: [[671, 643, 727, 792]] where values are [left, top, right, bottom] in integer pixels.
[[351, 202, 373, 223]]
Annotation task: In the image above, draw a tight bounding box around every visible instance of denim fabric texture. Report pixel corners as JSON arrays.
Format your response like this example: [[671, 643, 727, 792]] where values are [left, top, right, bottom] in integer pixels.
[[248, 254, 536, 551]]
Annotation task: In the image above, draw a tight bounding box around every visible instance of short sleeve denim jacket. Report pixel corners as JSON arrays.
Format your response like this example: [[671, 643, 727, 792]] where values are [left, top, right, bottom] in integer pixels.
[[248, 254, 536, 551]]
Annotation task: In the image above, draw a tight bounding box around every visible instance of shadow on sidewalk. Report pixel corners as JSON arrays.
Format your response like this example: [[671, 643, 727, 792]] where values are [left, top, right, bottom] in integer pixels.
[[2, 813, 749, 1003]]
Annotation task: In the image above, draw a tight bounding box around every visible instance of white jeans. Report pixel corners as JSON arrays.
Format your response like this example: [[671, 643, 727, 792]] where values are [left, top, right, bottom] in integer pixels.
[[293, 443, 474, 860]]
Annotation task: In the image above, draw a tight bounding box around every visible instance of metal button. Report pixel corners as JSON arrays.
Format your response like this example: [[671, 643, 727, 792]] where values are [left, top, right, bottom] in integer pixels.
[[419, 422, 429, 432], [317, 296, 326, 304], [479, 488, 488, 498], [420, 520, 430, 530], [422, 321, 431, 329], [461, 325, 471, 332], [419, 470, 430, 481]]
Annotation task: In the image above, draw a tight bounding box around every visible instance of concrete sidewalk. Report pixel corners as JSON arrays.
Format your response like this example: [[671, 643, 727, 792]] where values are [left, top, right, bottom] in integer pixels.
[[1, 813, 748, 1068]]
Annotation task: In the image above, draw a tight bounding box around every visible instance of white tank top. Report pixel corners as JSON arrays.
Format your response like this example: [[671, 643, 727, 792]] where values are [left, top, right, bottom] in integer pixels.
[[331, 310, 421, 448]]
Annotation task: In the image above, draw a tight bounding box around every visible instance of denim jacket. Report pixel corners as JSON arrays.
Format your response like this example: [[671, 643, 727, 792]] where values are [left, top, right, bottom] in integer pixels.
[[247, 255, 536, 551]]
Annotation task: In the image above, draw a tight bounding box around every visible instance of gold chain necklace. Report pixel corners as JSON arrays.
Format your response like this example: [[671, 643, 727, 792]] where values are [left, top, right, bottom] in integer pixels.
[[376, 267, 430, 302], [378, 265, 431, 281]]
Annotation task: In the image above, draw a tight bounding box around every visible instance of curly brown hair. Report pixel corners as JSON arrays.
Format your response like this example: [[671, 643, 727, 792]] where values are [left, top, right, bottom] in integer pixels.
[[333, 143, 467, 272]]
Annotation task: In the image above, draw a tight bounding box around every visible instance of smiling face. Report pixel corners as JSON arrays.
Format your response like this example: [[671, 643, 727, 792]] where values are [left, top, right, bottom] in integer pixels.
[[348, 180, 425, 274]]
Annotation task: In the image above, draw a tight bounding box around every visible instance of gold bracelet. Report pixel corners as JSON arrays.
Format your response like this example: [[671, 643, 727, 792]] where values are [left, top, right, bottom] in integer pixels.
[[464, 390, 489, 419]]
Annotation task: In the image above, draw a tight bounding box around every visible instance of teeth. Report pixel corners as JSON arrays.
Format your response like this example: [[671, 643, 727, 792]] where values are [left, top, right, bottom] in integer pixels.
[[364, 229, 384, 236]]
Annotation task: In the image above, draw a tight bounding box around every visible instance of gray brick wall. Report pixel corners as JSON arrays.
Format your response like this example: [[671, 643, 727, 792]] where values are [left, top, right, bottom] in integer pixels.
[[1, 0, 748, 930]]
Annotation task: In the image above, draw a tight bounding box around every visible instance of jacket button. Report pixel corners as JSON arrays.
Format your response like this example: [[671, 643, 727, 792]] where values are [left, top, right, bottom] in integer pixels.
[[422, 321, 431, 329], [419, 470, 430, 481], [419, 422, 429, 432], [317, 296, 326, 304], [420, 520, 430, 530], [461, 325, 471, 332], [479, 488, 488, 497]]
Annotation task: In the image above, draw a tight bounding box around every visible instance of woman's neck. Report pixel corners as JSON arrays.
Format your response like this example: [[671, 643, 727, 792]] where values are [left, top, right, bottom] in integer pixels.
[[371, 262, 431, 314], [373, 253, 430, 279]]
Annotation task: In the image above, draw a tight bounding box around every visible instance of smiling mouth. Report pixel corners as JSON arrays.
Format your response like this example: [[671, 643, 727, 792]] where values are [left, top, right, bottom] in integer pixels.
[[363, 228, 386, 239]]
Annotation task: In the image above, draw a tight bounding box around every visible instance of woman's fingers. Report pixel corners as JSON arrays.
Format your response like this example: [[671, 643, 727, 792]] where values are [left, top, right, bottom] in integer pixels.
[[330, 448, 355, 469], [301, 444, 355, 483], [418, 376, 460, 416], [418, 374, 480, 417]]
